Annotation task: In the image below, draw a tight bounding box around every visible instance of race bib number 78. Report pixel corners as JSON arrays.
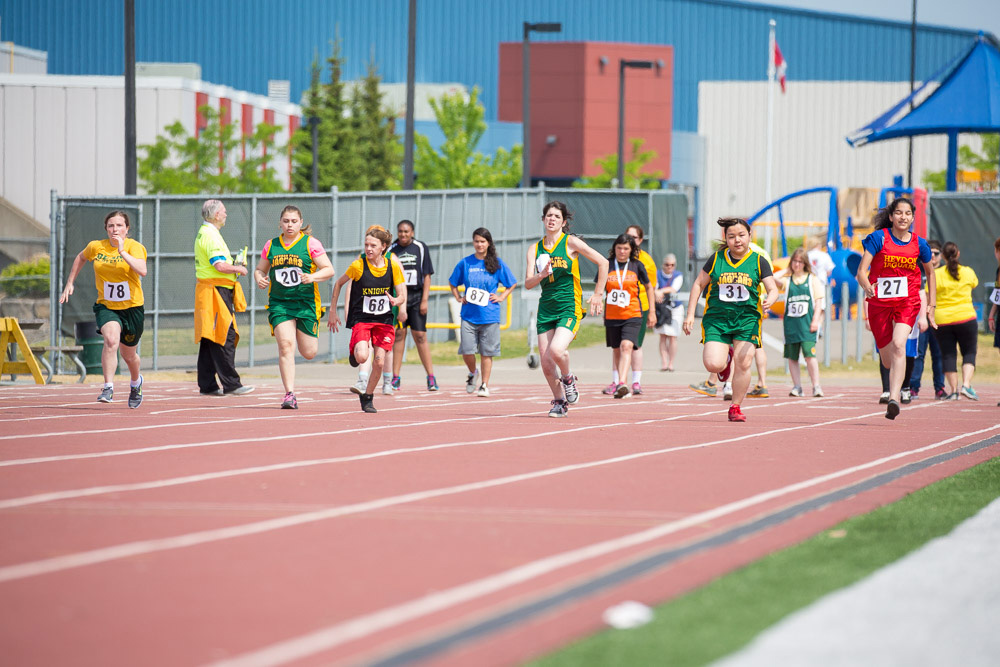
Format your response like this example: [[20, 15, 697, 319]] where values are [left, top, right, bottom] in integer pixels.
[[104, 281, 131, 302]]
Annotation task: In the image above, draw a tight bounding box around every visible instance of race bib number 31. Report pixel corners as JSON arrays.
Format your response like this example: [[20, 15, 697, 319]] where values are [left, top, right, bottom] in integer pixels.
[[363, 294, 391, 315], [607, 289, 631, 307], [275, 267, 302, 287], [719, 283, 750, 303], [465, 287, 490, 307], [786, 301, 808, 318], [103, 281, 131, 302], [876, 277, 907, 299]]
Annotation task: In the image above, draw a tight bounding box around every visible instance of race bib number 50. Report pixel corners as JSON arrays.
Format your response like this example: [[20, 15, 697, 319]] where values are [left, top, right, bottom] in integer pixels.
[[718, 283, 750, 303], [465, 287, 490, 307], [103, 281, 131, 302], [786, 301, 808, 318], [363, 294, 391, 315], [876, 277, 907, 299]]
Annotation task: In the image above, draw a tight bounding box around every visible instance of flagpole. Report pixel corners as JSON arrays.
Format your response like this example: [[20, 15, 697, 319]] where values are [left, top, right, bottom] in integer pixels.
[[765, 19, 776, 256]]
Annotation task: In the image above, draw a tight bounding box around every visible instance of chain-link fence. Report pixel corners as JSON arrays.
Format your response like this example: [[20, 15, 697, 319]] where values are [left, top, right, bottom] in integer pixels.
[[49, 187, 691, 371]]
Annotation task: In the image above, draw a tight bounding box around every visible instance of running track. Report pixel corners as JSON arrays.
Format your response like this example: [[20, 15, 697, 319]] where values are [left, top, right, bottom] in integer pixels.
[[1, 382, 998, 666]]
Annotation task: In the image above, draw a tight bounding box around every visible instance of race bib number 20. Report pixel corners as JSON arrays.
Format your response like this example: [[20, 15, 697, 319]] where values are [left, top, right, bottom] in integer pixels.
[[275, 267, 302, 287]]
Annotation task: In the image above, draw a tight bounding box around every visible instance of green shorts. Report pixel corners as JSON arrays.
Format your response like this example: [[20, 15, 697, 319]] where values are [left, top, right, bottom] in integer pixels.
[[537, 310, 581, 336], [701, 310, 762, 348], [94, 303, 144, 347], [784, 341, 817, 359], [637, 309, 648, 347], [268, 302, 321, 338]]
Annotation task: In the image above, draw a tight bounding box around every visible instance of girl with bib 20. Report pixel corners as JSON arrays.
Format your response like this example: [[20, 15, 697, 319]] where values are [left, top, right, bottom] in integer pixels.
[[856, 197, 936, 420], [524, 201, 609, 418], [59, 210, 148, 408], [253, 206, 334, 409], [683, 218, 778, 422], [329, 225, 408, 413]]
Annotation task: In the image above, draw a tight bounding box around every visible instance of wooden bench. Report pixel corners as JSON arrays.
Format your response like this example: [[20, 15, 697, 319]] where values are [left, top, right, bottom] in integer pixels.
[[30, 345, 87, 384]]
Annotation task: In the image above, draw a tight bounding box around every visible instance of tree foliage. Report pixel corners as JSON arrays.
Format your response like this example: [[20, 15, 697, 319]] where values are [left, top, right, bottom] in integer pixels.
[[922, 134, 999, 191], [138, 105, 283, 194], [291, 39, 401, 192], [573, 137, 663, 189], [413, 87, 522, 189]]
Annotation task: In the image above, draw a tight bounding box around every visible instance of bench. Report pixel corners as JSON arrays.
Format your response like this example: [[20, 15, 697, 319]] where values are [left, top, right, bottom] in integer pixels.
[[29, 345, 87, 384]]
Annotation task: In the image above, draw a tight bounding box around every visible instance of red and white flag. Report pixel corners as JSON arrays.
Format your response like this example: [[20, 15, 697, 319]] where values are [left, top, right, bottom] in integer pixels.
[[774, 41, 787, 93]]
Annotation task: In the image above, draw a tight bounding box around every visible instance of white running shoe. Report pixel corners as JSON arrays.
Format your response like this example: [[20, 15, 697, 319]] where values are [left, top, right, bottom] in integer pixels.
[[351, 376, 368, 395], [382, 379, 394, 395], [466, 369, 480, 394], [723, 381, 733, 401], [477, 384, 490, 397]]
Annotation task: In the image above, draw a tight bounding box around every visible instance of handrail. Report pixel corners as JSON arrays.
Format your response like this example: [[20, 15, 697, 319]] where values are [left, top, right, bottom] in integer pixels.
[[425, 285, 513, 330]]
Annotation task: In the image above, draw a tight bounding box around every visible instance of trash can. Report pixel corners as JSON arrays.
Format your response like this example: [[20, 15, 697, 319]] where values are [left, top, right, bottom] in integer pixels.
[[75, 321, 104, 376]]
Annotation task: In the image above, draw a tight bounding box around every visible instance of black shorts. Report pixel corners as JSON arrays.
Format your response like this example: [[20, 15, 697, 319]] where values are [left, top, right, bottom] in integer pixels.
[[933, 319, 978, 372], [397, 296, 428, 332], [605, 317, 642, 348]]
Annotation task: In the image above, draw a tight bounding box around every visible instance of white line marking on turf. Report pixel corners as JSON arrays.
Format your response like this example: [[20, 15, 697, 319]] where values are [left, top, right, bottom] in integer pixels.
[[0, 402, 968, 584]]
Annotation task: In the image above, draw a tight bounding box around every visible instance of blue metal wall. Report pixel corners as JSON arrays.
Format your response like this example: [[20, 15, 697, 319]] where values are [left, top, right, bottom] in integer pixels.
[[2, 0, 983, 131]]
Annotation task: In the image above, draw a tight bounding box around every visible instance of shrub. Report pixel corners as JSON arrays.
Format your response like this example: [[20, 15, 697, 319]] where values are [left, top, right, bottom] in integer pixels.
[[0, 255, 50, 298]]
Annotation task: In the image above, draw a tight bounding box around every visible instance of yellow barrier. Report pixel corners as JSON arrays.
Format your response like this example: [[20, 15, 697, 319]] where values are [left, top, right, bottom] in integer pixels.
[[425, 285, 512, 330]]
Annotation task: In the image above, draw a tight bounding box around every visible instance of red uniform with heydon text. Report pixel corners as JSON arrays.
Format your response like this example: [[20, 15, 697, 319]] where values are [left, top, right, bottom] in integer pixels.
[[866, 228, 923, 349]]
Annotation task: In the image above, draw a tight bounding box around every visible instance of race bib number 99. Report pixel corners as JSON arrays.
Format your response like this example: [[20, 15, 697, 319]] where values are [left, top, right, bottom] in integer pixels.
[[607, 289, 631, 307], [786, 301, 808, 318], [989, 288, 1000, 306], [719, 284, 750, 303], [363, 294, 391, 315], [275, 267, 302, 287], [104, 281, 131, 302], [465, 287, 490, 307], [876, 277, 907, 299]]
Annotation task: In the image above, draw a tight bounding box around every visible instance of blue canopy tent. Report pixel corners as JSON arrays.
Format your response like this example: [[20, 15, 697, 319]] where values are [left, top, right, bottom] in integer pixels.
[[846, 34, 1000, 191]]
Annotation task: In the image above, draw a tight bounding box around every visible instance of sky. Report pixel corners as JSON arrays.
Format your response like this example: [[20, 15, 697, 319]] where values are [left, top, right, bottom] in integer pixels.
[[741, 0, 1000, 39]]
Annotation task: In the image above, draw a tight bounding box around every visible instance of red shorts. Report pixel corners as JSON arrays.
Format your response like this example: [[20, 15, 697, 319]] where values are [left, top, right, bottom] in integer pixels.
[[867, 298, 921, 349], [349, 322, 396, 353]]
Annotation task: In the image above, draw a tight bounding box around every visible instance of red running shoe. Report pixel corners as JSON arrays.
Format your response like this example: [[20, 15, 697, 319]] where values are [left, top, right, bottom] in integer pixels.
[[728, 403, 747, 422], [718, 346, 734, 383]]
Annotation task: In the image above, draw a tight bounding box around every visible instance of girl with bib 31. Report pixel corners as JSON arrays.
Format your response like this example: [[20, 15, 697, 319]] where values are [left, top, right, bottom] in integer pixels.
[[856, 197, 936, 420]]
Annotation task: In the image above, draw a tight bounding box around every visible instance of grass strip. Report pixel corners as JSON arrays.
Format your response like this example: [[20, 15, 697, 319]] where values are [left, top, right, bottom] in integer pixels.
[[532, 455, 1000, 667]]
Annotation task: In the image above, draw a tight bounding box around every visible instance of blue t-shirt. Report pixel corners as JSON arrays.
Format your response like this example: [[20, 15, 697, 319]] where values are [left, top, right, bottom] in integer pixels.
[[448, 254, 518, 324], [861, 230, 932, 264]]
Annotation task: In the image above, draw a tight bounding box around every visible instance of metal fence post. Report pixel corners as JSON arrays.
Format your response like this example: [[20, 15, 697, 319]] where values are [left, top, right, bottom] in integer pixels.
[[329, 186, 339, 361], [823, 282, 832, 367], [840, 282, 849, 365], [49, 190, 59, 369], [249, 195, 258, 368], [152, 196, 161, 370], [855, 284, 865, 362]]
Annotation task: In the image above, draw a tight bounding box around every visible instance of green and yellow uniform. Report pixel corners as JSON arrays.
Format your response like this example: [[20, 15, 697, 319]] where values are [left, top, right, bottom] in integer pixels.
[[84, 238, 147, 346], [635, 248, 658, 346], [264, 233, 324, 337], [783, 274, 820, 359], [533, 233, 583, 334], [701, 247, 773, 348]]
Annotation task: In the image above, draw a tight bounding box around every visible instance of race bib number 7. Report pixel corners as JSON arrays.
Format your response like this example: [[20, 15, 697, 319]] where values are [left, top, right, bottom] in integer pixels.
[[719, 283, 750, 302], [465, 287, 490, 307], [404, 269, 418, 287], [990, 288, 1000, 306], [876, 277, 907, 299], [103, 281, 131, 302], [275, 267, 302, 287], [363, 294, 391, 315]]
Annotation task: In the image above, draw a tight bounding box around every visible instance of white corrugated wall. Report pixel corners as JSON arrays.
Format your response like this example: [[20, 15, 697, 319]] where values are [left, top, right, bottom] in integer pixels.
[[697, 80, 981, 258]]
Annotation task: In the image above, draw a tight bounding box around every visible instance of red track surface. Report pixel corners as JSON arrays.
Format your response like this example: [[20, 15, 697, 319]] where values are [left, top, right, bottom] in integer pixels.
[[1, 382, 998, 666]]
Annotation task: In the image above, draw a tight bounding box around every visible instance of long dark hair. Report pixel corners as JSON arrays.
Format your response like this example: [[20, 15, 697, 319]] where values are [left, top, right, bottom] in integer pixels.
[[941, 241, 961, 281], [473, 227, 499, 274], [608, 233, 638, 263], [873, 197, 914, 231], [542, 201, 572, 234]]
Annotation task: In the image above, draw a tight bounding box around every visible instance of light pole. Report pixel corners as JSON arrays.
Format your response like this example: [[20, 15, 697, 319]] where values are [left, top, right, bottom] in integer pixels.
[[522, 21, 562, 189], [617, 59, 655, 189]]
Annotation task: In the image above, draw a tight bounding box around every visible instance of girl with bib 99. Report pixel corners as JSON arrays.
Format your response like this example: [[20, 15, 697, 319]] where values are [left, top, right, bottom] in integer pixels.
[[329, 225, 407, 413], [857, 197, 936, 420], [253, 206, 334, 409], [602, 234, 655, 399], [683, 218, 779, 422], [524, 201, 609, 418], [59, 210, 148, 408]]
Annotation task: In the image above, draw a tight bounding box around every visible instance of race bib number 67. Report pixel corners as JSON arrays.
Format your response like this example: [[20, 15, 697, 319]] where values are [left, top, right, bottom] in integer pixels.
[[876, 277, 907, 299]]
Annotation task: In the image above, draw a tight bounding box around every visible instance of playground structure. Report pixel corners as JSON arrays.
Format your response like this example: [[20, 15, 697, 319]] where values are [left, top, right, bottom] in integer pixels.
[[747, 185, 929, 319]]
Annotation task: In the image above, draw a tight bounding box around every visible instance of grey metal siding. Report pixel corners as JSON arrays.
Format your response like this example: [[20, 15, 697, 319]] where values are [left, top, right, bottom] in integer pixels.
[[1, 0, 984, 131]]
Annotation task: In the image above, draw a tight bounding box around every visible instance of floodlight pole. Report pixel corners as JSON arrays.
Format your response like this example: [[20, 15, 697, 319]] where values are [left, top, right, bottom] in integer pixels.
[[522, 21, 562, 189], [907, 0, 917, 187], [617, 59, 654, 189], [403, 0, 417, 190], [124, 0, 137, 194]]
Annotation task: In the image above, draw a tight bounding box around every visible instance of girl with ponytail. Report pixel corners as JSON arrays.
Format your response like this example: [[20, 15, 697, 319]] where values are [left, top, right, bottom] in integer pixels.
[[932, 241, 980, 400]]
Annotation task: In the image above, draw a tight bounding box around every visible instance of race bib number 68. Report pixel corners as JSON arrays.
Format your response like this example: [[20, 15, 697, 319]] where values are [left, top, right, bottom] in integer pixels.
[[363, 294, 391, 315]]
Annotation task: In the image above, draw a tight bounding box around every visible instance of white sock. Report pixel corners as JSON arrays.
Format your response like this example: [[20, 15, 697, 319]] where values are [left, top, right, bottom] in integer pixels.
[[359, 373, 369, 384], [612, 369, 620, 383], [632, 371, 642, 383], [130, 377, 141, 388], [104, 382, 113, 389]]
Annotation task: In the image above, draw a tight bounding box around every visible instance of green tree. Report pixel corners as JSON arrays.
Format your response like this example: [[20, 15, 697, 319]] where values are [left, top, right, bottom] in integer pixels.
[[348, 59, 403, 190], [138, 105, 282, 194], [922, 134, 999, 191], [573, 137, 663, 189], [413, 87, 522, 189]]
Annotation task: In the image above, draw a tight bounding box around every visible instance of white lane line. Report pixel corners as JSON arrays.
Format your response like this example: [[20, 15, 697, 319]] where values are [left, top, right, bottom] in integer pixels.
[[0, 402, 962, 583], [205, 420, 1000, 667]]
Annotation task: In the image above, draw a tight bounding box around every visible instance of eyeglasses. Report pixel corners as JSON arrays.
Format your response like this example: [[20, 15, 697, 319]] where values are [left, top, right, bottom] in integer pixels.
[[931, 251, 941, 256]]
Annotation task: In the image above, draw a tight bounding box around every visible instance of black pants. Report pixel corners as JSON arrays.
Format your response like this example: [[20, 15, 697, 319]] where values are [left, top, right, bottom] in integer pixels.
[[933, 319, 978, 373], [880, 356, 915, 392], [197, 286, 243, 393]]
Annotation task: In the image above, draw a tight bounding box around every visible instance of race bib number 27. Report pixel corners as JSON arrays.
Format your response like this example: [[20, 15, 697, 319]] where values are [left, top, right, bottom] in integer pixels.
[[876, 277, 907, 299]]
